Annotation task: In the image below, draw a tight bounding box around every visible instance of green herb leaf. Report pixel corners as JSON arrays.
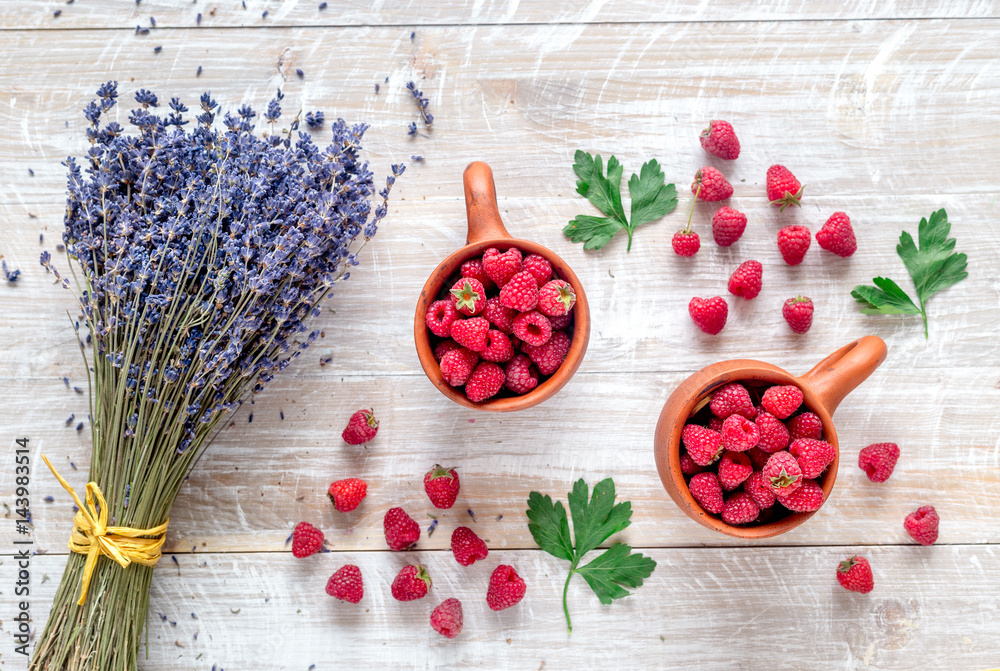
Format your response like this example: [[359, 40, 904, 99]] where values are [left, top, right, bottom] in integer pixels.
[[568, 478, 632, 559], [526, 491, 573, 562], [851, 277, 921, 315], [562, 215, 624, 250], [627, 159, 677, 230], [576, 542, 657, 605], [572, 151, 626, 225]]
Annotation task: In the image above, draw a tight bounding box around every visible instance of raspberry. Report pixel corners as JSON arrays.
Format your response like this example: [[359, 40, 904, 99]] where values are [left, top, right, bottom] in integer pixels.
[[434, 339, 461, 362], [291, 521, 324, 558], [718, 451, 752, 491], [763, 451, 802, 497], [523, 254, 553, 285], [691, 166, 733, 201], [787, 412, 823, 441], [858, 442, 900, 483], [904, 506, 939, 545], [789, 438, 836, 479], [481, 329, 515, 363], [450, 278, 486, 316], [777, 225, 811, 265], [503, 354, 539, 394], [745, 471, 776, 509], [708, 416, 724, 432], [777, 478, 824, 512], [548, 312, 573, 331], [450, 317, 490, 352], [439, 347, 479, 387], [761, 385, 803, 419], [688, 296, 728, 335], [722, 491, 760, 525], [766, 165, 803, 211], [426, 299, 458, 338], [681, 424, 723, 466], [461, 258, 494, 291], [816, 212, 857, 257], [537, 279, 576, 317], [499, 271, 539, 312], [836, 556, 874, 594], [688, 472, 724, 514], [522, 330, 570, 376], [342, 409, 378, 445], [465, 362, 504, 401], [326, 565, 364, 603], [430, 598, 463, 639], [672, 228, 701, 256], [699, 119, 740, 160], [451, 526, 489, 566], [391, 564, 432, 601], [383, 507, 420, 551], [712, 207, 747, 247], [747, 447, 771, 471], [424, 464, 460, 509], [512, 311, 552, 347], [783, 296, 814, 334], [755, 411, 790, 453], [720, 414, 759, 452], [486, 564, 526, 611], [727, 260, 763, 300], [483, 297, 516, 334], [482, 247, 523, 287], [709, 383, 755, 420], [680, 451, 706, 476], [327, 478, 367, 512]]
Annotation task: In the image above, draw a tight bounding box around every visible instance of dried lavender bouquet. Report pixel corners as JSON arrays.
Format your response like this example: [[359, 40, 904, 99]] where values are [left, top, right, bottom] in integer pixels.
[[32, 82, 402, 670]]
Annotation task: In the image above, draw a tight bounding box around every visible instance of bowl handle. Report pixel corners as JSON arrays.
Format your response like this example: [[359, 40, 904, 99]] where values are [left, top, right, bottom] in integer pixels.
[[464, 161, 512, 245], [798, 335, 887, 416]]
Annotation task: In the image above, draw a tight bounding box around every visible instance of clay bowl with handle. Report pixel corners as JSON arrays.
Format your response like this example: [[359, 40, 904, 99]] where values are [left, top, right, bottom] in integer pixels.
[[653, 336, 887, 538], [414, 161, 590, 411]]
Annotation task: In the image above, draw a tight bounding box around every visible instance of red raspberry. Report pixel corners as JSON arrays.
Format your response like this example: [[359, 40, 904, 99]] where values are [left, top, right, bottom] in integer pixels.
[[777, 225, 811, 265], [688, 472, 724, 514], [430, 598, 463, 639], [688, 296, 728, 335], [858, 442, 900, 483], [761, 385, 803, 419], [481, 329, 515, 363], [745, 471, 776, 509], [708, 416, 724, 432], [326, 565, 363, 603], [699, 119, 740, 160], [776, 478, 824, 512], [718, 451, 753, 491], [721, 414, 759, 452], [342, 408, 378, 445], [483, 297, 516, 334], [709, 383, 755, 420], [548, 312, 572, 331], [727, 260, 763, 300], [836, 556, 874, 594], [783, 296, 814, 334], [523, 254, 553, 285], [512, 311, 552, 347], [721, 491, 760, 525], [503, 354, 539, 394], [486, 564, 526, 611], [789, 438, 836, 479], [327, 478, 367, 512], [439, 347, 479, 386], [755, 411, 790, 453], [482, 247, 523, 287], [680, 451, 707, 476], [691, 166, 733, 201], [424, 464, 460, 509], [499, 271, 539, 312], [537, 279, 576, 317], [434, 339, 461, 362], [681, 424, 723, 466], [465, 362, 505, 402], [904, 506, 939, 545], [786, 412, 823, 441], [383, 507, 420, 551], [747, 447, 771, 471], [762, 451, 802, 497], [450, 317, 490, 352], [672, 229, 701, 257], [522, 330, 570, 376], [426, 299, 458, 338], [461, 258, 494, 291], [712, 207, 747, 247], [451, 526, 489, 566], [391, 564, 432, 601], [766, 164, 803, 211], [449, 278, 486, 316], [816, 211, 857, 257], [291, 521, 324, 558]]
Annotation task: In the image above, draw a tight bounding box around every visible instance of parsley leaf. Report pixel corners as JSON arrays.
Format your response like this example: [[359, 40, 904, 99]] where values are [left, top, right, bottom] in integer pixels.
[[564, 150, 677, 251], [526, 478, 656, 633], [851, 209, 967, 337]]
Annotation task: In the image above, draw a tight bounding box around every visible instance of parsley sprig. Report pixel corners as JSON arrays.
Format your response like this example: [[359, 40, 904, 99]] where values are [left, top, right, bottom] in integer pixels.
[[527, 478, 656, 633], [563, 150, 677, 251], [851, 209, 967, 338]]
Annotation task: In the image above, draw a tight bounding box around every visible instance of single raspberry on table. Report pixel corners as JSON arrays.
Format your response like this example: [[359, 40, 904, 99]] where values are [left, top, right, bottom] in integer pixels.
[[858, 442, 900, 483], [745, 471, 776, 509], [691, 166, 734, 201], [537, 279, 576, 317], [672, 229, 701, 257], [710, 383, 755, 420], [688, 472, 724, 514], [761, 385, 803, 419], [430, 598, 464, 639], [480, 329, 515, 363], [426, 299, 459, 338], [787, 412, 823, 441], [384, 507, 420, 551], [291, 522, 324, 558], [776, 478, 824, 512], [816, 212, 857, 257], [789, 438, 836, 479], [504, 354, 539, 394], [763, 451, 803, 497], [523, 254, 553, 285], [326, 565, 364, 603], [712, 206, 747, 247], [766, 165, 803, 211], [327, 478, 367, 512], [688, 296, 728, 335], [700, 119, 741, 160], [904, 506, 940, 545], [439, 347, 479, 387], [777, 225, 811, 265], [424, 464, 460, 509], [718, 451, 753, 491], [460, 258, 494, 291], [512, 311, 552, 347], [483, 296, 516, 334], [721, 414, 760, 452], [391, 564, 432, 601], [522, 330, 571, 376], [682, 424, 723, 466], [783, 296, 814, 334], [466, 362, 505, 402], [482, 247, 523, 287], [499, 271, 539, 312], [728, 260, 763, 300], [450, 317, 490, 352], [836, 556, 874, 594], [434, 339, 461, 362], [722, 491, 760, 525], [449, 278, 486, 316], [451, 526, 489, 566], [342, 409, 379, 445], [755, 411, 790, 453], [548, 312, 573, 331], [486, 564, 526, 611]]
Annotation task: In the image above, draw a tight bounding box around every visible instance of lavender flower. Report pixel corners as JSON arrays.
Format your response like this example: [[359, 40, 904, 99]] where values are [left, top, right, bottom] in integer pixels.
[[406, 80, 433, 128], [305, 111, 324, 129], [2, 260, 20, 282]]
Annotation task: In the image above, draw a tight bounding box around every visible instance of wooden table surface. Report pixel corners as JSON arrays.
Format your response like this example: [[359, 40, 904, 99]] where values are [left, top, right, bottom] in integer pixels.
[[2, 2, 999, 669]]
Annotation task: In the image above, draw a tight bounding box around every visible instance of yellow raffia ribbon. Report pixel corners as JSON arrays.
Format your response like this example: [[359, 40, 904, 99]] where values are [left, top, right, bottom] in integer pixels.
[[42, 456, 169, 605]]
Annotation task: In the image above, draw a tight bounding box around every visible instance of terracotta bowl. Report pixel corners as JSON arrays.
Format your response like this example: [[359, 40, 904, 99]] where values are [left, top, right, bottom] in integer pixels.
[[653, 336, 887, 538], [413, 161, 591, 411]]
